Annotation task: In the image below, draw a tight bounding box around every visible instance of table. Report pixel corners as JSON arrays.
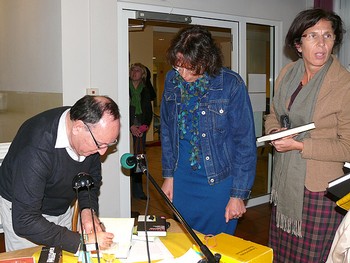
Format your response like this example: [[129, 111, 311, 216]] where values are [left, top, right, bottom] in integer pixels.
[[0, 219, 192, 262], [0, 220, 273, 263]]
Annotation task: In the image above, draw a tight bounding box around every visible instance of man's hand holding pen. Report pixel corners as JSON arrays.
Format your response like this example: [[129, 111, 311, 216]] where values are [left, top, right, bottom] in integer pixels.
[[99, 221, 106, 232], [80, 209, 114, 250]]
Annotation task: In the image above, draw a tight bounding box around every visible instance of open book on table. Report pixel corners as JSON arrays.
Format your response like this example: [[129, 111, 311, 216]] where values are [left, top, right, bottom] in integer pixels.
[[90, 218, 135, 259]]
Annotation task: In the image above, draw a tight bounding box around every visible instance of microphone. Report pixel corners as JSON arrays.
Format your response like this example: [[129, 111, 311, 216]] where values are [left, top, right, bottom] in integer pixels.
[[120, 153, 145, 169], [72, 172, 101, 263], [72, 172, 94, 189]]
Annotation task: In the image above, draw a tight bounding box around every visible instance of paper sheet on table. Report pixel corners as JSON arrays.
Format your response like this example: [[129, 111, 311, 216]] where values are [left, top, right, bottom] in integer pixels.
[[119, 237, 174, 263], [157, 248, 203, 263]]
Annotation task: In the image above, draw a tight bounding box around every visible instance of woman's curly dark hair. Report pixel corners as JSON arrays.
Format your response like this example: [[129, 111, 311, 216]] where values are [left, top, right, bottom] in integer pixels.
[[166, 25, 223, 76], [285, 8, 344, 56]]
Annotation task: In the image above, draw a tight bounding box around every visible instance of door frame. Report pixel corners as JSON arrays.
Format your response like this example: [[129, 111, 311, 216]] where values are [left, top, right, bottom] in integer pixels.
[[117, 2, 283, 216]]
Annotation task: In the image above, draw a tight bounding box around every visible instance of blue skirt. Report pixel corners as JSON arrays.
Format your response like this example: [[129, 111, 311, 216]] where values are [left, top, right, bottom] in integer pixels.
[[173, 140, 237, 235]]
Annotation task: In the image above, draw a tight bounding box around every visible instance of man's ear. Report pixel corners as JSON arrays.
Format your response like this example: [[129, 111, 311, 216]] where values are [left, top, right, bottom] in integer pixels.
[[72, 120, 85, 135]]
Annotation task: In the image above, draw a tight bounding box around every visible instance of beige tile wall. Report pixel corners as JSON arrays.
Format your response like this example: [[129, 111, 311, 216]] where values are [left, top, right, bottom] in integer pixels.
[[0, 91, 62, 142]]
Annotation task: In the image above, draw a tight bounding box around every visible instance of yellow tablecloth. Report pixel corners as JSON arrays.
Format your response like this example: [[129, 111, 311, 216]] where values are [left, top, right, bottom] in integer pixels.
[[1, 222, 273, 263], [32, 232, 195, 263]]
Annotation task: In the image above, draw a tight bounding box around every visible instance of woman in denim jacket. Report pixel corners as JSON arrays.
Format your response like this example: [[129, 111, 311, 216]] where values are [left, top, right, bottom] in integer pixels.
[[160, 25, 257, 235]]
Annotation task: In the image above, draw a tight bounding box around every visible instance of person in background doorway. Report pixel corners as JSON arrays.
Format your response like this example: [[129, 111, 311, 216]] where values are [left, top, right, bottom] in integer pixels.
[[0, 95, 119, 252], [265, 8, 350, 262], [129, 63, 155, 200], [160, 25, 257, 235], [145, 66, 157, 103]]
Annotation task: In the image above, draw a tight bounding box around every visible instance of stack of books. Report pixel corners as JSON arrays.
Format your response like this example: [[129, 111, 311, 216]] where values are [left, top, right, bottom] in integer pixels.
[[327, 167, 350, 211], [137, 215, 167, 237]]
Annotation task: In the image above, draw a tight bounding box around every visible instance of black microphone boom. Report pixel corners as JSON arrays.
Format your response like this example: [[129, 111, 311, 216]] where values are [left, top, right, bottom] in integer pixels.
[[120, 153, 221, 263]]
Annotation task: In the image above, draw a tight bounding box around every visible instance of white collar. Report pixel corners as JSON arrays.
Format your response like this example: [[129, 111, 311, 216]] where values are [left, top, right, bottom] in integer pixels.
[[55, 109, 86, 162]]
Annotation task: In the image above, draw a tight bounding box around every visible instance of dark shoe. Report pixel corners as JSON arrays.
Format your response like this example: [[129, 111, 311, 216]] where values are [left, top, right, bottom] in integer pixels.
[[132, 182, 147, 200], [134, 192, 147, 200]]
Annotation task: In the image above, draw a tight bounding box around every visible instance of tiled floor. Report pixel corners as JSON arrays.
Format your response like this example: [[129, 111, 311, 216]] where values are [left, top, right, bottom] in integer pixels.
[[131, 142, 272, 246]]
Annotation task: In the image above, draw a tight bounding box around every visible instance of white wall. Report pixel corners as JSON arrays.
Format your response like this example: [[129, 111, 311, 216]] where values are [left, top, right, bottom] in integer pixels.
[[1, 0, 311, 218], [0, 0, 62, 93], [61, 0, 124, 218]]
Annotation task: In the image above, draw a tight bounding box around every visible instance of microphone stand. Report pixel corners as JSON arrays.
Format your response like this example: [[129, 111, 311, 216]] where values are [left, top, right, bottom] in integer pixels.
[[73, 173, 101, 263], [137, 161, 221, 263], [75, 188, 89, 263], [87, 187, 101, 263]]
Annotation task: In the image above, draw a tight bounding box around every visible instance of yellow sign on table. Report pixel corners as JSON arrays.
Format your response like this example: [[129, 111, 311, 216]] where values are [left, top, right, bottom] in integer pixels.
[[164, 232, 272, 263], [209, 233, 272, 263]]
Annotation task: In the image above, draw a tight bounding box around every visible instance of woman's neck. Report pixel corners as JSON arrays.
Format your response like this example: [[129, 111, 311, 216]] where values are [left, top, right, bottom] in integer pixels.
[[132, 80, 141, 88]]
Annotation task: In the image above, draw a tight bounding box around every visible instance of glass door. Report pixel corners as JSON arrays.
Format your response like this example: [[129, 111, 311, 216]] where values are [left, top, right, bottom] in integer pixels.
[[117, 4, 281, 216], [246, 23, 275, 205]]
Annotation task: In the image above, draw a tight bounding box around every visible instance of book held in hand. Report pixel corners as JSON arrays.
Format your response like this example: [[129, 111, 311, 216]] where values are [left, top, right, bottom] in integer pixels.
[[137, 215, 167, 237], [256, 122, 315, 143]]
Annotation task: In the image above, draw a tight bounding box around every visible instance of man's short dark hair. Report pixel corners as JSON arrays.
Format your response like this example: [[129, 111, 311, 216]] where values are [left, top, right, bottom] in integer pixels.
[[70, 95, 120, 124]]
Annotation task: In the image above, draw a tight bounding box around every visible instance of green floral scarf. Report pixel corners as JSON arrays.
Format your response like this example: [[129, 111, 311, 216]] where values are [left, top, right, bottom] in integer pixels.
[[174, 71, 209, 170]]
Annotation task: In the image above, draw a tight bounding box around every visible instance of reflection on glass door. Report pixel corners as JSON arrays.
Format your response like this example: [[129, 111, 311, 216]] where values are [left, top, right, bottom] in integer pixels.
[[246, 23, 275, 199]]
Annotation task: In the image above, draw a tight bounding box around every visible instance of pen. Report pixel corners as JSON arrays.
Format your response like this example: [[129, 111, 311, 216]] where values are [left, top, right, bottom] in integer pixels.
[[99, 221, 106, 232]]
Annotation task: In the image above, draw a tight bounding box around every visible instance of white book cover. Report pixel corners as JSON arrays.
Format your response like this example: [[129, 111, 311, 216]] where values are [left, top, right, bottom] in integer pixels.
[[328, 173, 350, 188], [257, 123, 315, 143]]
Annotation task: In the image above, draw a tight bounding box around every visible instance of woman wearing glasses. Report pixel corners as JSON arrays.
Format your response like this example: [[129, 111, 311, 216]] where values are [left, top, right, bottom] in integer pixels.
[[265, 8, 350, 262], [160, 26, 257, 236]]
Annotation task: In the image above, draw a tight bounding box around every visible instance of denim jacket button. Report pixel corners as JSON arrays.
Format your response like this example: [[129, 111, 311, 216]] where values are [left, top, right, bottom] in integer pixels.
[[205, 156, 210, 161], [219, 109, 224, 114], [202, 133, 206, 137], [210, 178, 215, 183], [201, 111, 206, 115]]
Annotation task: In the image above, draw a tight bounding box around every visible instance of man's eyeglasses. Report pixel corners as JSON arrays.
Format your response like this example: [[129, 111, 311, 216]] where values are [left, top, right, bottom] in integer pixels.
[[301, 32, 336, 42], [84, 122, 118, 149]]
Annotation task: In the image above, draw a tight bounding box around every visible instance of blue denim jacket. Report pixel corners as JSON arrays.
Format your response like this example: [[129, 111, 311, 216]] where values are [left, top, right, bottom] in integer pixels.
[[160, 67, 257, 199]]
